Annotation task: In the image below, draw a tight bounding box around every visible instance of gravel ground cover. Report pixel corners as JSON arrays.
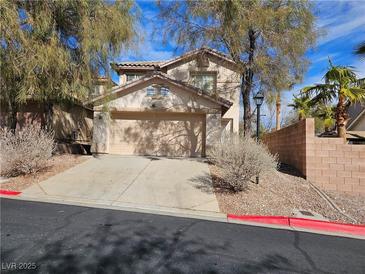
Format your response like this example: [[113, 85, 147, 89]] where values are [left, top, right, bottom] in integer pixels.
[[209, 164, 364, 224]]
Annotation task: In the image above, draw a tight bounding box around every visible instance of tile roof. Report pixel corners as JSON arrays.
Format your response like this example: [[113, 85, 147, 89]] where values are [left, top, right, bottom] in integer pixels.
[[112, 47, 241, 71]]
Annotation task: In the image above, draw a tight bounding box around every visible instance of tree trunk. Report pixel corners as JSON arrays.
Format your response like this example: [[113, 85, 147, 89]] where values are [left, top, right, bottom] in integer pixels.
[[8, 99, 18, 131], [336, 94, 348, 138], [275, 92, 281, 130], [241, 28, 256, 136], [241, 74, 252, 136], [43, 101, 54, 132]]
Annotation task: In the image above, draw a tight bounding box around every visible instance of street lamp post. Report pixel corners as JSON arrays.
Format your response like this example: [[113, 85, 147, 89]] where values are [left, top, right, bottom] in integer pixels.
[[253, 91, 264, 184]]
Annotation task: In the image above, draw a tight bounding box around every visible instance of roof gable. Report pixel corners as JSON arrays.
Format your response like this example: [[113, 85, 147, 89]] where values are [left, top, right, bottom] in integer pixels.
[[87, 71, 232, 109], [161, 47, 240, 71]]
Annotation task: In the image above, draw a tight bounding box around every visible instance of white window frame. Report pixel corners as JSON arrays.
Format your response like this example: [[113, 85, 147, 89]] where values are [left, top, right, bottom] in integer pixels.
[[126, 73, 144, 82], [190, 71, 217, 93]]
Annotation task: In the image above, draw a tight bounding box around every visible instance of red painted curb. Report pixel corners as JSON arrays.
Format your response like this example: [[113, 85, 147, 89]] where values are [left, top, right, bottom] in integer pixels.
[[227, 214, 290, 226], [289, 217, 365, 236], [227, 214, 365, 236], [0, 189, 22, 196]]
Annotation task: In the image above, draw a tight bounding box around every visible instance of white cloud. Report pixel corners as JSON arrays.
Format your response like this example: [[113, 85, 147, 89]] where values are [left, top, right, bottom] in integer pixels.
[[315, 1, 365, 47]]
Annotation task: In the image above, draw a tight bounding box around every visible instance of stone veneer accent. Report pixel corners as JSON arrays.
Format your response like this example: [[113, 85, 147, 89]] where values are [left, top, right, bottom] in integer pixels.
[[263, 118, 365, 196]]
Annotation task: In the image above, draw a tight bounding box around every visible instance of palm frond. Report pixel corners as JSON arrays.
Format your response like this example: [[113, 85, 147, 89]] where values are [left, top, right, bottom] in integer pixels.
[[355, 41, 365, 57], [345, 87, 365, 102], [301, 83, 336, 104], [324, 65, 357, 85]]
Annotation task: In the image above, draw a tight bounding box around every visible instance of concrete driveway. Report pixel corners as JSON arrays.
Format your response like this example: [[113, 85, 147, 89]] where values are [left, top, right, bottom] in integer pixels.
[[21, 155, 220, 214]]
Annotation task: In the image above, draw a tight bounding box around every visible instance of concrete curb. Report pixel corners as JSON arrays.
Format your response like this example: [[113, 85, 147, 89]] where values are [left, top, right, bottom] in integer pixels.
[[2, 194, 364, 240], [1, 195, 228, 223], [227, 214, 365, 238]]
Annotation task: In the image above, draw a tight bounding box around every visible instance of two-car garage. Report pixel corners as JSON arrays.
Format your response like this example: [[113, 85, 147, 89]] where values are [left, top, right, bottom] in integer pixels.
[[90, 72, 232, 157], [109, 112, 206, 157]]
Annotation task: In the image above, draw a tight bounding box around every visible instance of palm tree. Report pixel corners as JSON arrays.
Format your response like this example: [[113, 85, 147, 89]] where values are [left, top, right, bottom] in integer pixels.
[[355, 41, 365, 58], [314, 104, 335, 132], [302, 60, 365, 138], [288, 94, 312, 120], [266, 90, 282, 130]]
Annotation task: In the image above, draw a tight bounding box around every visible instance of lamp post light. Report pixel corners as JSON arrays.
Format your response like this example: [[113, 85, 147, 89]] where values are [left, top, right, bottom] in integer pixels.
[[253, 91, 264, 184], [253, 91, 264, 140]]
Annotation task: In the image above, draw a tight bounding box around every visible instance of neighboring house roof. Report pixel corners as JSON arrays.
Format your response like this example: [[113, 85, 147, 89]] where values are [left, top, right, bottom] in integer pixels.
[[87, 71, 233, 109], [346, 131, 365, 140], [111, 47, 242, 73], [347, 102, 365, 130]]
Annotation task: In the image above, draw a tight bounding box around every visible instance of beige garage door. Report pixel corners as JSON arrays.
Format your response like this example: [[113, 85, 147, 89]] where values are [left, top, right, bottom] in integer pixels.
[[109, 112, 205, 157]]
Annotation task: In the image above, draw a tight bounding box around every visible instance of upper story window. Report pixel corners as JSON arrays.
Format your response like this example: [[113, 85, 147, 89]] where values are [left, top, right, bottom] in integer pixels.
[[126, 73, 144, 83], [146, 86, 156, 96], [146, 85, 170, 97], [190, 72, 216, 93], [160, 87, 169, 96]]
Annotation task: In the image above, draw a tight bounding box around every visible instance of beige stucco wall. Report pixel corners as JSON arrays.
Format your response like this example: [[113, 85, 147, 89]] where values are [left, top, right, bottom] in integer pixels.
[[105, 79, 222, 114], [116, 55, 241, 133], [0, 101, 44, 129], [53, 104, 93, 143], [91, 111, 110, 153], [1, 101, 93, 143], [166, 56, 240, 132], [206, 113, 222, 154], [92, 80, 226, 155]]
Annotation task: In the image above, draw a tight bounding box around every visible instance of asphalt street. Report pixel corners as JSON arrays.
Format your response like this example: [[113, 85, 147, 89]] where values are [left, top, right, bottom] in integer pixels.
[[1, 198, 364, 273]]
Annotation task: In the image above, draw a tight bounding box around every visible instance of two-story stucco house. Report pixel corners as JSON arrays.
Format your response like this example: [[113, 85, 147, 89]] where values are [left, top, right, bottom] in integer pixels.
[[89, 47, 241, 157]]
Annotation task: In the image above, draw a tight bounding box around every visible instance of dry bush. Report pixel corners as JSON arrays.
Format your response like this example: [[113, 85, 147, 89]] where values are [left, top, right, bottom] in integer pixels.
[[209, 134, 278, 191], [0, 125, 55, 177]]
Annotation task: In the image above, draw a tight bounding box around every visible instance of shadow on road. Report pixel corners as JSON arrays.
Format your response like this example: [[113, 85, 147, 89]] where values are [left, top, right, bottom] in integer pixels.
[[2, 214, 315, 274]]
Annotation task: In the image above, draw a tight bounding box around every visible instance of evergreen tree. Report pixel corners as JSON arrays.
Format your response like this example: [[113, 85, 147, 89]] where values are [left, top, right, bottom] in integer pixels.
[[1, 0, 137, 130], [157, 0, 317, 135]]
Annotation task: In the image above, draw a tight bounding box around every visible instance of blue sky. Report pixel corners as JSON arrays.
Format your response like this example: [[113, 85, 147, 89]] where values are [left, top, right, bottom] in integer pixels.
[[112, 0, 365, 119]]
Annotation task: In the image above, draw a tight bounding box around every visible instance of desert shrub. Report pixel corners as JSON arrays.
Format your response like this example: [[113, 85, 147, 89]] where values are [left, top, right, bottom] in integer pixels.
[[209, 134, 278, 191], [0, 125, 55, 177]]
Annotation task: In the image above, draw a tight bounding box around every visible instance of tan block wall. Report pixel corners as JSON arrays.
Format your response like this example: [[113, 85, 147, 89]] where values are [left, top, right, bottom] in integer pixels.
[[263, 118, 365, 195], [262, 119, 308, 176], [307, 137, 365, 195]]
